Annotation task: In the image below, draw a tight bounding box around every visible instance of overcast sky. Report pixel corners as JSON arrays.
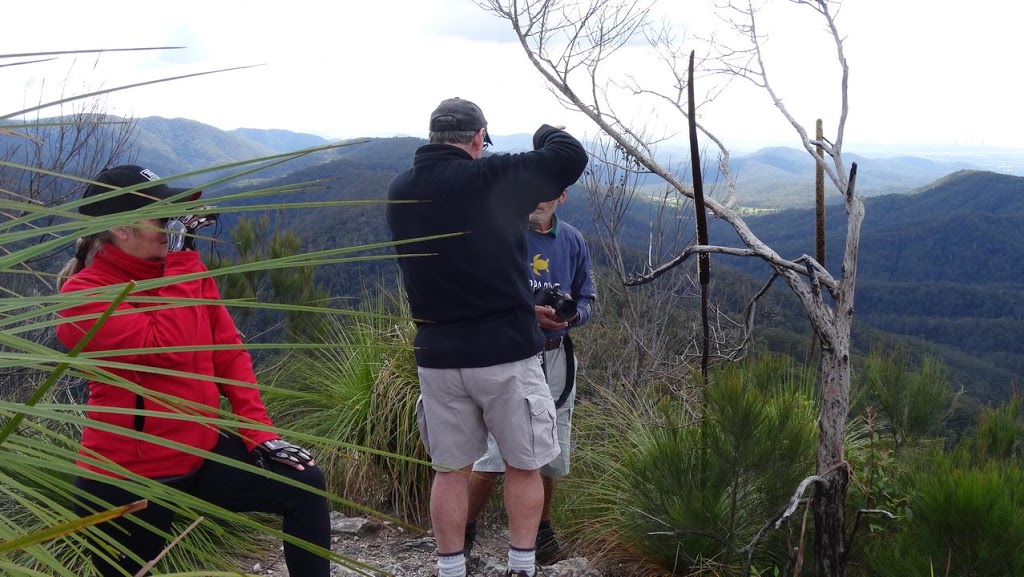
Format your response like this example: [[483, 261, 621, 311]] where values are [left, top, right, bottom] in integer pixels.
[[4, 0, 1020, 153]]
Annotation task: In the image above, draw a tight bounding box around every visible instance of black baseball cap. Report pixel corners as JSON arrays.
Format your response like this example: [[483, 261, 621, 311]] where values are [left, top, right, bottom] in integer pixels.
[[429, 97, 493, 146], [79, 165, 201, 217]]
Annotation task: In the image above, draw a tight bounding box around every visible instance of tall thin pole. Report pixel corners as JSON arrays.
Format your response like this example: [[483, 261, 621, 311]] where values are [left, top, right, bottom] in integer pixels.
[[688, 51, 710, 386], [815, 119, 826, 267]]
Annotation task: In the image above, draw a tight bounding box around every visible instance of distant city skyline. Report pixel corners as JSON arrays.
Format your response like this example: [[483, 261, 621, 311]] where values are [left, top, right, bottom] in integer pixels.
[[4, 0, 1022, 153]]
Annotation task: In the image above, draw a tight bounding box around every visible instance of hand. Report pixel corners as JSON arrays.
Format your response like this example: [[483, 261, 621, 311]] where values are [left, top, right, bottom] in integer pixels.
[[535, 305, 569, 331], [251, 439, 316, 471]]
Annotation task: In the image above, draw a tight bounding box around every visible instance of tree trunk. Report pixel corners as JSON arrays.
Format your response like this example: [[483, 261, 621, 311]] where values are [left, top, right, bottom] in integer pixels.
[[813, 345, 852, 576]]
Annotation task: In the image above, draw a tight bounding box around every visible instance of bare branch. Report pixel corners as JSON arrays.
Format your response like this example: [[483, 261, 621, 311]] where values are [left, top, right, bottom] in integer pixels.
[[736, 272, 779, 353], [626, 243, 838, 292], [778, 475, 826, 529], [134, 516, 204, 576]]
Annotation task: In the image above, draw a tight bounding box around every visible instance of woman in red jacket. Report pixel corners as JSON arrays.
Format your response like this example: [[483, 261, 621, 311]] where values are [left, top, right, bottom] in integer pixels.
[[56, 165, 330, 576]]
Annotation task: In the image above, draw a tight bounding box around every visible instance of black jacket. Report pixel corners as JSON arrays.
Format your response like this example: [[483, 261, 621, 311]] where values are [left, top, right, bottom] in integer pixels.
[[386, 124, 588, 368]]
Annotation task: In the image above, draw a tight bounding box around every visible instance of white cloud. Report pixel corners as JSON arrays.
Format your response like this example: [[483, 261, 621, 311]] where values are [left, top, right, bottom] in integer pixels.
[[420, 0, 520, 43], [3, 0, 1022, 151]]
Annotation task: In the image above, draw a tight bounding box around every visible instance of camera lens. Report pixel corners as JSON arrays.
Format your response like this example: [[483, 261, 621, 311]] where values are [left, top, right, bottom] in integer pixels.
[[554, 297, 577, 320], [166, 219, 187, 252]]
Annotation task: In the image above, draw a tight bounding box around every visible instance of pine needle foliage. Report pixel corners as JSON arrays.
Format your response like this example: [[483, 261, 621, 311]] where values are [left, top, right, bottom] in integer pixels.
[[963, 393, 1024, 462], [262, 296, 431, 523], [860, 395, 1024, 577], [844, 348, 960, 522], [561, 354, 818, 576], [854, 345, 960, 451], [862, 451, 1024, 576]]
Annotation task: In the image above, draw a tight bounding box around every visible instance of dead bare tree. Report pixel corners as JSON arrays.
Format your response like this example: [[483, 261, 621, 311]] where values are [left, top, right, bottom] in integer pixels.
[[1, 87, 137, 291], [580, 134, 752, 407], [1, 97, 136, 210], [0, 82, 136, 402], [479, 0, 864, 575]]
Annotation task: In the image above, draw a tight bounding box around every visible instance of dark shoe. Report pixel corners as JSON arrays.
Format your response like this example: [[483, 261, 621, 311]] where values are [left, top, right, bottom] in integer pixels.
[[464, 520, 477, 557], [535, 525, 561, 565], [505, 570, 539, 577]]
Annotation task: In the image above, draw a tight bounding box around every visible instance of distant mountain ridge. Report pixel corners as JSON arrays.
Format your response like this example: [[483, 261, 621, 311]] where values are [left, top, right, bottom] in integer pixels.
[[6, 115, 1022, 400], [131, 117, 276, 184], [1, 115, 1004, 208], [8, 115, 986, 209], [728, 169, 1024, 284], [228, 128, 330, 153], [639, 145, 983, 209], [732, 146, 980, 196], [467, 137, 984, 208], [706, 169, 1024, 400]]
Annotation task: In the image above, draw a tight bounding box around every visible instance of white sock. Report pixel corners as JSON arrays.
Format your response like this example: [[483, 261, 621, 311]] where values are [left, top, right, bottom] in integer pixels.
[[508, 546, 536, 575], [438, 551, 466, 577]]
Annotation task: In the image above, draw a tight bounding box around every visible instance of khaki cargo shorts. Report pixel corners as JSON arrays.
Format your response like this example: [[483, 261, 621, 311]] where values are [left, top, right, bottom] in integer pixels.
[[473, 346, 575, 476], [416, 354, 560, 471]]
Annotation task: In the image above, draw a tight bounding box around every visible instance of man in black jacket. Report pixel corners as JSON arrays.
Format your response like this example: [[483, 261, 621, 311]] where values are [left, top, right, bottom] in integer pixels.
[[386, 98, 588, 577]]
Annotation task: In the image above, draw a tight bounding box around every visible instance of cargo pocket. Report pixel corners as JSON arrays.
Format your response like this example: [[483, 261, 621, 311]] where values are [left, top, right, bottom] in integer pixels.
[[414, 395, 431, 457], [525, 394, 557, 458]]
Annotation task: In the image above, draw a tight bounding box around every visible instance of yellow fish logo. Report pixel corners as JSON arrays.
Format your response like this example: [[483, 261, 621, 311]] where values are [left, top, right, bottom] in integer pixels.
[[531, 253, 549, 276]]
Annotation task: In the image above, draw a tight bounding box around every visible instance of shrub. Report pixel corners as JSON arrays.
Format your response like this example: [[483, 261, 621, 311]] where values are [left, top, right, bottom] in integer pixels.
[[562, 354, 818, 576], [853, 345, 959, 451], [263, 298, 431, 522], [860, 397, 1024, 577], [862, 454, 1024, 576]]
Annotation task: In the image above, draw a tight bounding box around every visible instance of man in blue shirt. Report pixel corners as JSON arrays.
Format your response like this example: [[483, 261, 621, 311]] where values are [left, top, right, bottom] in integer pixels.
[[465, 187, 596, 564]]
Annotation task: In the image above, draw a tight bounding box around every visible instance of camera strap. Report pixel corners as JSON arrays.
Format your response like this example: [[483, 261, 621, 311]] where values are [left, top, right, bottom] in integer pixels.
[[542, 333, 576, 410]]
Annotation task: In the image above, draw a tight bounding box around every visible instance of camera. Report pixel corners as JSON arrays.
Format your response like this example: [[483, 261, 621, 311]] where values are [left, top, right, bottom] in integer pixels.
[[165, 207, 218, 251], [533, 284, 577, 321]]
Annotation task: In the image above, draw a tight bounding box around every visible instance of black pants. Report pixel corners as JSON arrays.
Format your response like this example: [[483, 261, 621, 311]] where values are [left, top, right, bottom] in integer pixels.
[[74, 434, 330, 576]]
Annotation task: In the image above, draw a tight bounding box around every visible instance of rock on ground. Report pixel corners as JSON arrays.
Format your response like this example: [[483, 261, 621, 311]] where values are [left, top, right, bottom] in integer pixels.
[[248, 513, 606, 577]]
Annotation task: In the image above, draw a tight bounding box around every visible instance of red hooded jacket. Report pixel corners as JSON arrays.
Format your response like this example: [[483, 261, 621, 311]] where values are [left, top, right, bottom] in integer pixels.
[[57, 244, 277, 479]]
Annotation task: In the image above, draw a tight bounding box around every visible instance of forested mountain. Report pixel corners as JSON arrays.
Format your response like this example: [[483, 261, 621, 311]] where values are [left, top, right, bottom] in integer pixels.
[[132, 117, 276, 181], [0, 115, 278, 195], [4, 115, 981, 208], [720, 170, 1024, 284], [202, 130, 1024, 402], [182, 124, 1024, 403], [207, 151, 404, 299], [6, 116, 1021, 402], [723, 147, 980, 208], [228, 128, 330, 152], [703, 170, 1024, 401], [632, 145, 982, 209]]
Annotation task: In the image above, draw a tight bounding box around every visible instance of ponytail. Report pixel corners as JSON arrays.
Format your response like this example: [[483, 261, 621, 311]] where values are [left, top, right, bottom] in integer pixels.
[[56, 233, 110, 290]]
